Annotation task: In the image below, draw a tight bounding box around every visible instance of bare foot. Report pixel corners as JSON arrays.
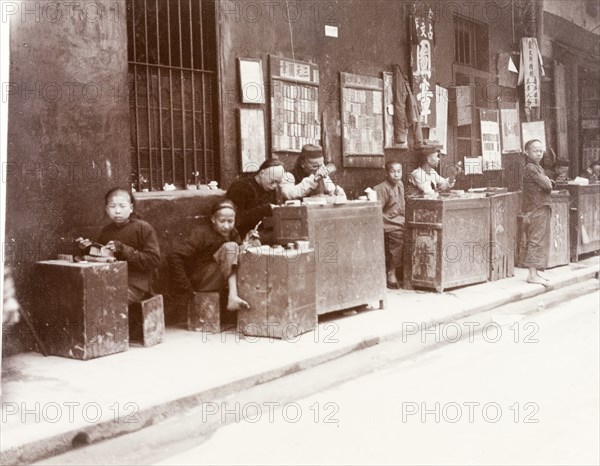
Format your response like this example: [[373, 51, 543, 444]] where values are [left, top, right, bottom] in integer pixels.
[[227, 295, 249, 311], [527, 276, 550, 287]]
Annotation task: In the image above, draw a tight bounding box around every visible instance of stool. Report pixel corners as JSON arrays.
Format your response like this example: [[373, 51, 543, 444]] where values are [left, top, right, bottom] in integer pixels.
[[188, 291, 236, 333], [128, 295, 165, 347]]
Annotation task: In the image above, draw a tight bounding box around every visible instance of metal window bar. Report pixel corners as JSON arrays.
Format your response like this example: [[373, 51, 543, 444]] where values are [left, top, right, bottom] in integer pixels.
[[130, 0, 142, 191], [155, 0, 164, 188], [189, 0, 198, 182], [127, 0, 215, 191]]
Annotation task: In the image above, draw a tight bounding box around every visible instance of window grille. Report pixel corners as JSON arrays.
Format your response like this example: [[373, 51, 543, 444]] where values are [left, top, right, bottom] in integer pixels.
[[454, 16, 489, 72], [126, 0, 217, 191]]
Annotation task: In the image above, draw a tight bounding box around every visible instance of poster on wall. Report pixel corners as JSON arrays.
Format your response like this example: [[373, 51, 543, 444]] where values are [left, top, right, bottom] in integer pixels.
[[238, 58, 265, 104], [480, 109, 502, 171], [411, 14, 435, 128], [429, 85, 448, 154], [340, 72, 385, 168], [239, 108, 266, 172], [521, 121, 546, 151], [270, 56, 320, 153], [499, 104, 521, 153]]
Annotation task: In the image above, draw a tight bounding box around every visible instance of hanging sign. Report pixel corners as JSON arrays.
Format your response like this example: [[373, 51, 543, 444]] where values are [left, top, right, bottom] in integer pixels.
[[411, 14, 435, 128], [517, 37, 544, 109]]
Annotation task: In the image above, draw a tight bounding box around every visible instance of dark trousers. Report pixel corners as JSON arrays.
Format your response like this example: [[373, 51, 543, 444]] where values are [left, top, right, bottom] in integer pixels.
[[192, 242, 240, 292], [384, 228, 405, 275], [523, 205, 551, 269]]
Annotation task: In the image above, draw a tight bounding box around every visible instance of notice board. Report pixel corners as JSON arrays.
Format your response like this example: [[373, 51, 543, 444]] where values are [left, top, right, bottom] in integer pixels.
[[270, 56, 320, 153], [480, 109, 502, 171], [340, 72, 385, 168]]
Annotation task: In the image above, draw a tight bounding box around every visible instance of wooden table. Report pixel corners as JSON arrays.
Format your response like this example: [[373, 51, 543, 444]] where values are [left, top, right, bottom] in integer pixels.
[[33, 260, 129, 359], [403, 195, 491, 292], [273, 201, 386, 315], [556, 183, 600, 262], [516, 191, 570, 269]]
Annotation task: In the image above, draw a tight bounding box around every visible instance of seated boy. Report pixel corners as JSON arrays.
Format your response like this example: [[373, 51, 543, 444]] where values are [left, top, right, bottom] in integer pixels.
[[374, 161, 405, 289], [168, 200, 249, 311]]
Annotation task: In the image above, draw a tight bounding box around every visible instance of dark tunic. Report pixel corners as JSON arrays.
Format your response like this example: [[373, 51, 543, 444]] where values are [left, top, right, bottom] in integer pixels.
[[168, 223, 241, 294], [97, 218, 161, 296], [521, 161, 553, 268], [226, 176, 277, 238]]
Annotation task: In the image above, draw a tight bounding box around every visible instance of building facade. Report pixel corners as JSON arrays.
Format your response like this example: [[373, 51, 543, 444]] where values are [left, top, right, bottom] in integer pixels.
[[3, 0, 599, 354]]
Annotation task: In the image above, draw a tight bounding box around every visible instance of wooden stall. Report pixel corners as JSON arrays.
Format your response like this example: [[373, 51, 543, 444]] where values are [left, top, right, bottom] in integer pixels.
[[488, 191, 520, 281], [557, 184, 600, 262], [272, 201, 387, 314], [403, 195, 491, 292], [33, 260, 129, 360], [516, 191, 571, 269]]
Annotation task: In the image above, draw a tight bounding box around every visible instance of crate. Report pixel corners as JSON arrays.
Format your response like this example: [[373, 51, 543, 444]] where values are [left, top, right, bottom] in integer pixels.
[[33, 260, 129, 360], [129, 294, 165, 347], [237, 246, 316, 339], [187, 291, 236, 333]]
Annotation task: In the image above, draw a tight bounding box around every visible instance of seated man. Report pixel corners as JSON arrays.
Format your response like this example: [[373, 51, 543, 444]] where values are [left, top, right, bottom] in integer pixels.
[[226, 158, 285, 243], [281, 144, 345, 200], [582, 160, 600, 183], [408, 142, 461, 196], [552, 158, 571, 183]]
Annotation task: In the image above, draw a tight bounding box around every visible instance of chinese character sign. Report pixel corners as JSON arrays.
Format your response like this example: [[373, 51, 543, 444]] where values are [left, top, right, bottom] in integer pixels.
[[517, 37, 544, 108], [412, 16, 435, 127]]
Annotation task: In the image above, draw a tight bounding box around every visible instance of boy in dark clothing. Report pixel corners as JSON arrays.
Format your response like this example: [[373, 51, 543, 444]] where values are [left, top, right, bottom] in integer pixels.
[[77, 188, 161, 303], [374, 161, 406, 289], [521, 139, 553, 287], [168, 200, 249, 311]]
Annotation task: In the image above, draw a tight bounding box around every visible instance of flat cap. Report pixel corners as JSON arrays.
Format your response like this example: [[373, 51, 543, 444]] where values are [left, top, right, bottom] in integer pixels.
[[300, 144, 324, 159]]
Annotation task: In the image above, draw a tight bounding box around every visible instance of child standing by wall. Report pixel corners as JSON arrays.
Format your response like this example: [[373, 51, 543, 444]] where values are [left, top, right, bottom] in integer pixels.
[[521, 139, 553, 287], [168, 200, 249, 311], [374, 161, 405, 289], [77, 187, 161, 303]]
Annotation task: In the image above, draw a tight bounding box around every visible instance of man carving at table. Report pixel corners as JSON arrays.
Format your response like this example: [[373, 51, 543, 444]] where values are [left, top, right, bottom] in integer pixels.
[[281, 144, 346, 200]]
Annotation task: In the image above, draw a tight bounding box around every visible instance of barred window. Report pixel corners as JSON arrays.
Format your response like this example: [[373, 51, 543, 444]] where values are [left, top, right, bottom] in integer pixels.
[[126, 0, 218, 191], [454, 15, 489, 72]]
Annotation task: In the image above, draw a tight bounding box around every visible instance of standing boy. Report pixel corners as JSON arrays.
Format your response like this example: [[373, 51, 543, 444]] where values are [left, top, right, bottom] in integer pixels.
[[374, 161, 405, 289], [522, 139, 553, 286]]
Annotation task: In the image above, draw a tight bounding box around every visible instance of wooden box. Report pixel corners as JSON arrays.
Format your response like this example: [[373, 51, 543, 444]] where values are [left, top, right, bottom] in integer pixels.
[[516, 191, 570, 269], [237, 246, 316, 339], [403, 196, 491, 292], [187, 291, 235, 333], [129, 294, 165, 347], [489, 192, 519, 281], [33, 260, 129, 360], [557, 184, 600, 261], [273, 202, 386, 314]]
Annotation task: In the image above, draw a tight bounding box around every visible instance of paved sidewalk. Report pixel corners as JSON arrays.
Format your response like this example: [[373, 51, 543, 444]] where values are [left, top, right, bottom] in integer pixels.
[[1, 257, 599, 465]]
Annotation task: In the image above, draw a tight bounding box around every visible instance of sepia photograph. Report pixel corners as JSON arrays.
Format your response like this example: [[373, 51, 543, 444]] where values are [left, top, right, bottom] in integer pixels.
[[1, 0, 599, 464]]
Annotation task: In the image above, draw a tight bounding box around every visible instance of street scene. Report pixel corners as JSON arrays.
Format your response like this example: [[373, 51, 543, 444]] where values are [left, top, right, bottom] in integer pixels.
[[1, 0, 600, 465]]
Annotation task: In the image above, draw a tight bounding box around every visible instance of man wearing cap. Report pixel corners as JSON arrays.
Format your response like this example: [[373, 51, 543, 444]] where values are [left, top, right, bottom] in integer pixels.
[[281, 144, 346, 200], [226, 159, 286, 243], [408, 142, 461, 196]]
